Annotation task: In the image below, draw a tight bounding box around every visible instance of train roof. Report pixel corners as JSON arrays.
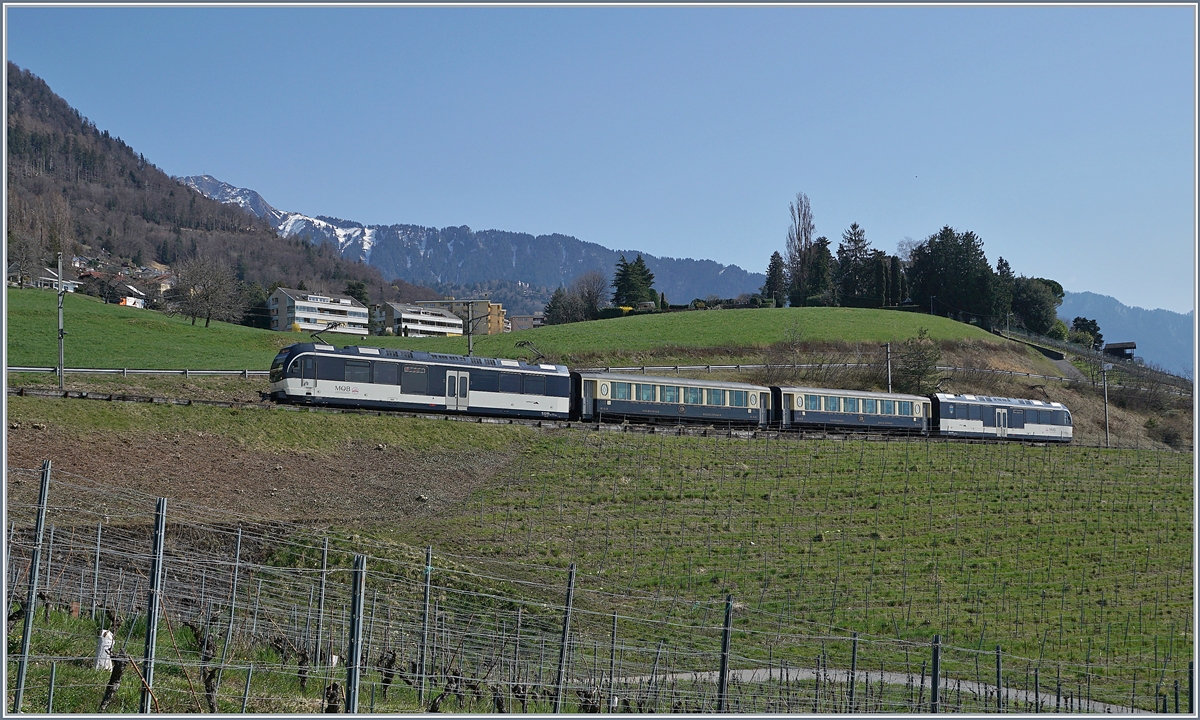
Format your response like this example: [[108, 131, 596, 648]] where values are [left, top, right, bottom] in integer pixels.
[[934, 392, 1066, 409], [573, 370, 768, 391], [276, 343, 569, 374], [775, 385, 927, 403]]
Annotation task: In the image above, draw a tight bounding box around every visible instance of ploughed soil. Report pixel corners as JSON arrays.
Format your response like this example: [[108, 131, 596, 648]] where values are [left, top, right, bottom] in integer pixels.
[[6, 420, 519, 528]]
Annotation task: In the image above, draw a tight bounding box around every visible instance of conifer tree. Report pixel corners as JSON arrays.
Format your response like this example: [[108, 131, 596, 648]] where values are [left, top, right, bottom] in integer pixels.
[[762, 251, 788, 308]]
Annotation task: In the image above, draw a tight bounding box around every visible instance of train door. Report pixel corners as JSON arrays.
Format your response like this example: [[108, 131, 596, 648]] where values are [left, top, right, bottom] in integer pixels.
[[446, 371, 470, 411], [581, 380, 595, 420], [995, 408, 1008, 438], [759, 392, 770, 428], [301, 356, 316, 393]]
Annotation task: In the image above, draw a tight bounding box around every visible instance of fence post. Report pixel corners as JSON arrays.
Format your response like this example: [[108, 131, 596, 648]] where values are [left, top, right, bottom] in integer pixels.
[[995, 645, 1002, 712], [139, 497, 167, 714], [849, 632, 858, 712], [1034, 667, 1040, 713], [241, 665, 253, 713], [718, 594, 733, 713], [553, 563, 577, 713], [316, 537, 328, 675], [92, 522, 102, 620], [418, 546, 432, 707], [930, 634, 940, 714], [608, 612, 617, 713], [46, 661, 57, 713], [216, 527, 243, 690], [1189, 661, 1193, 714], [13, 459, 52, 713], [345, 554, 366, 713]]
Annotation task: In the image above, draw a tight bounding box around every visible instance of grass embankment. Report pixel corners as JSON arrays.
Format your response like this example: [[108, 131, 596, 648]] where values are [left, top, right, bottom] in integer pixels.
[[8, 287, 1001, 370], [6, 396, 1192, 712]]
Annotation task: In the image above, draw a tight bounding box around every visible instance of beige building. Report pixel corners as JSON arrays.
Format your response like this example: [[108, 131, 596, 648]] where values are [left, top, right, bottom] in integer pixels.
[[268, 287, 369, 335], [373, 302, 464, 337], [414, 298, 506, 335], [509, 312, 545, 332]]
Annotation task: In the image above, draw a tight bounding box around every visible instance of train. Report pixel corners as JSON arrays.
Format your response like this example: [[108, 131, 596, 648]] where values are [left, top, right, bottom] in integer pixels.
[[269, 342, 1074, 443]]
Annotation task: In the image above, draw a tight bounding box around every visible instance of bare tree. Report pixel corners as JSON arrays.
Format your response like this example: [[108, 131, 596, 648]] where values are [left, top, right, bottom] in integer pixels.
[[570, 270, 609, 320], [784, 192, 814, 292], [6, 186, 47, 287], [42, 192, 75, 259], [169, 256, 246, 327]]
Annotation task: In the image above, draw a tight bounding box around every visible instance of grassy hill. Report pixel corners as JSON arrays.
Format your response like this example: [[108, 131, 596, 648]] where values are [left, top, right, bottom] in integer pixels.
[[8, 288, 1002, 370], [5, 396, 1192, 713]]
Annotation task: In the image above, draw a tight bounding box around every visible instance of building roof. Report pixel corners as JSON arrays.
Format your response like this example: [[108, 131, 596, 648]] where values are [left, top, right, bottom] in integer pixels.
[[383, 302, 462, 322], [273, 287, 367, 308], [1104, 341, 1136, 351]]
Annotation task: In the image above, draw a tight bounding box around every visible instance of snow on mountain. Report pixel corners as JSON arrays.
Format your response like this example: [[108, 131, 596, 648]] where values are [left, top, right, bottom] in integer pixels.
[[179, 175, 289, 228]]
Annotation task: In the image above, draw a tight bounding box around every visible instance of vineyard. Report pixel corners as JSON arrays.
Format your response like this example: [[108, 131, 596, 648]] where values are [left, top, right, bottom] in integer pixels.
[[4, 426, 1193, 714]]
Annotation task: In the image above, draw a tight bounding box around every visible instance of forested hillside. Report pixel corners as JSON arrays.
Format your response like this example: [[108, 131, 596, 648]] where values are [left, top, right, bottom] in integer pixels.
[[5, 62, 435, 303]]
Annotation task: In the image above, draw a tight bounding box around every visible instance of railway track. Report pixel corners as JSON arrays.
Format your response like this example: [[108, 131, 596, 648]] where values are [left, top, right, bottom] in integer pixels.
[[7, 386, 1051, 446]]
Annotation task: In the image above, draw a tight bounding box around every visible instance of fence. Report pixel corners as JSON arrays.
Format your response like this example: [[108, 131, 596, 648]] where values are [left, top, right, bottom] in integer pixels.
[[5, 451, 1192, 714]]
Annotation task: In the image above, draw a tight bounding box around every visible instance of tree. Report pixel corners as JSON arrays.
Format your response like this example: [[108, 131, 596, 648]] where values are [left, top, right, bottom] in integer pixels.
[[169, 256, 246, 327], [888, 255, 906, 305], [784, 193, 815, 296], [790, 237, 836, 307], [894, 327, 942, 394], [544, 286, 583, 325], [762, 251, 788, 308], [570, 270, 608, 320], [343, 280, 369, 306], [906, 226, 999, 326], [872, 252, 889, 308], [611, 254, 656, 306], [7, 185, 47, 287], [1048, 318, 1069, 341], [659, 291, 668, 310], [1009, 276, 1060, 335], [835, 223, 873, 305], [1071, 317, 1104, 350]]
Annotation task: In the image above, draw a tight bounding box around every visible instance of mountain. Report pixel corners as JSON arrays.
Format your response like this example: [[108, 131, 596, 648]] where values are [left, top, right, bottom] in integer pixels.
[[6, 63, 442, 308], [1059, 291, 1194, 377], [180, 176, 767, 304]]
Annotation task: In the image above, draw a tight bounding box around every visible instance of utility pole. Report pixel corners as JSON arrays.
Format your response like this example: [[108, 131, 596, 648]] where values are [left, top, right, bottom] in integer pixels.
[[467, 302, 474, 357], [1102, 363, 1112, 448], [886, 342, 892, 393], [57, 252, 66, 391]]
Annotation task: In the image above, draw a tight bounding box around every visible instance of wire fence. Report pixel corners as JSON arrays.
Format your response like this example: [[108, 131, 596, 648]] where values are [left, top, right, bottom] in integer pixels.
[[5, 455, 1192, 714]]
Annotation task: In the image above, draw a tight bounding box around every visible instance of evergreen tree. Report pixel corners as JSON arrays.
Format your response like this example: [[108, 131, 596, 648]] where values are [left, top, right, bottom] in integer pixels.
[[906, 226, 999, 326], [544, 286, 583, 325], [888, 255, 905, 305], [835, 223, 873, 305], [612, 254, 656, 306], [762, 251, 788, 308], [790, 237, 836, 307], [1071, 317, 1103, 350], [659, 291, 668, 310], [873, 252, 889, 307], [343, 280, 369, 306]]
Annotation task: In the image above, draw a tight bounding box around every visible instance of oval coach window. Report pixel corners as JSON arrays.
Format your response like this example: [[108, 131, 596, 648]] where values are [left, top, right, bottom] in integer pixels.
[[600, 383, 609, 397], [750, 394, 757, 406]]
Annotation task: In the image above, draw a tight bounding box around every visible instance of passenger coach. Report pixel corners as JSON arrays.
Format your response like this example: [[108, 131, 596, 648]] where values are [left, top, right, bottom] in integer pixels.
[[931, 393, 1073, 443], [571, 371, 770, 427], [269, 343, 571, 419], [771, 386, 930, 433]]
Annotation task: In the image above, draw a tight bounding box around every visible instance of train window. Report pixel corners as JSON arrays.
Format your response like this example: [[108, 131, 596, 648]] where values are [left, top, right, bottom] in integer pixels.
[[523, 374, 546, 396], [899, 401, 913, 416], [401, 365, 428, 395], [968, 404, 982, 421], [805, 395, 820, 411], [344, 361, 371, 383], [470, 370, 499, 393], [824, 396, 839, 412], [546, 375, 570, 397], [863, 398, 876, 414], [1063, 411, 1072, 426], [660, 386, 679, 403], [613, 382, 632, 400], [944, 403, 956, 418], [499, 372, 521, 394], [637, 384, 656, 402], [447, 376, 456, 396], [683, 387, 703, 404], [881, 400, 895, 415], [706, 389, 725, 406], [1030, 410, 1043, 424], [374, 362, 399, 385], [316, 357, 345, 381], [728, 390, 748, 407], [843, 397, 859, 413]]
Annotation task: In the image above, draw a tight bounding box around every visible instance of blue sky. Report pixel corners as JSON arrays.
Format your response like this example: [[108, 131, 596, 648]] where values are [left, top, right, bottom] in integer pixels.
[[6, 5, 1196, 313]]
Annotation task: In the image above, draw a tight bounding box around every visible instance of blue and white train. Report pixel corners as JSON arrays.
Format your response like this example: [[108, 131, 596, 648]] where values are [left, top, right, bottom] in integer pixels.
[[268, 343, 1073, 442]]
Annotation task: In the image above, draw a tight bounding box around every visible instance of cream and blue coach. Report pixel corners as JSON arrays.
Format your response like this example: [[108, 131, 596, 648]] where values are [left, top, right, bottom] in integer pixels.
[[932, 393, 1073, 443], [269, 343, 571, 419], [570, 371, 770, 427], [771, 385, 930, 433]]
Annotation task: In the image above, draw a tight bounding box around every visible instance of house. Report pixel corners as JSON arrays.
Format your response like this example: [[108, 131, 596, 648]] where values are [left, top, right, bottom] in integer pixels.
[[268, 287, 369, 335], [119, 284, 147, 309], [35, 268, 80, 293], [508, 312, 545, 332], [1102, 341, 1137, 362], [372, 302, 464, 337], [414, 298, 506, 336]]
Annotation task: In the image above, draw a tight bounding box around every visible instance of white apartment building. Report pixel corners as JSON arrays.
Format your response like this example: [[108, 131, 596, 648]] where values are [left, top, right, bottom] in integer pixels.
[[268, 287, 369, 335], [373, 302, 464, 337]]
